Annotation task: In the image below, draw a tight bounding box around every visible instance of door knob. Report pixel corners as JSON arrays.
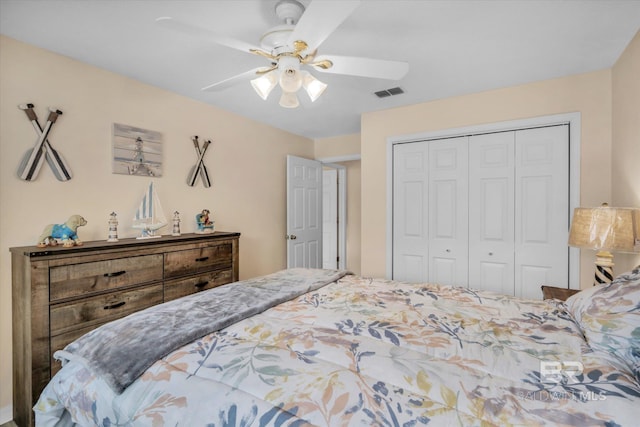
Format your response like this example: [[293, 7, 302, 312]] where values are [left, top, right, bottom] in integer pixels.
[[286, 234, 298, 240]]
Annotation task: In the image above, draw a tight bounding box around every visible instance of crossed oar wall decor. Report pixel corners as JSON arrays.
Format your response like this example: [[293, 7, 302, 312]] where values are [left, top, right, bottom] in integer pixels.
[[17, 103, 72, 181], [18, 105, 213, 187], [187, 136, 211, 187]]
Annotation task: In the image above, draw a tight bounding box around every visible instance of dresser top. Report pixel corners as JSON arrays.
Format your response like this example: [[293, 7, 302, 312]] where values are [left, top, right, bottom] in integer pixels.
[[10, 231, 241, 258]]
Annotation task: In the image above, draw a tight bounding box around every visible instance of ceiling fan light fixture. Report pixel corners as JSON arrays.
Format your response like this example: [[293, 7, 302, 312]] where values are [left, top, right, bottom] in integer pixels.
[[302, 71, 327, 102], [250, 71, 278, 100], [279, 91, 300, 108], [278, 67, 303, 93], [277, 55, 303, 93]]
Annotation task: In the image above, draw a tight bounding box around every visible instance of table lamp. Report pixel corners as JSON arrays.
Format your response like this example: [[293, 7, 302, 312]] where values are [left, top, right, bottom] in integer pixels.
[[568, 203, 639, 286]]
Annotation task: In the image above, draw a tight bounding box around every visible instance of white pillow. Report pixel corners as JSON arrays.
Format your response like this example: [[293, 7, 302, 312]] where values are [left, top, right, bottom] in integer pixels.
[[565, 266, 640, 384]]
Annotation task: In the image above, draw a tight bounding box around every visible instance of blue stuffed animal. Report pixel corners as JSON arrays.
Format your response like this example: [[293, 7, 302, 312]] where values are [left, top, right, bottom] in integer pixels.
[[37, 214, 87, 247]]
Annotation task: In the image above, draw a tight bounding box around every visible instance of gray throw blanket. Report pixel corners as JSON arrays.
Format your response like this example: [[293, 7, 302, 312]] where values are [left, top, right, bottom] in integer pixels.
[[55, 268, 349, 394]]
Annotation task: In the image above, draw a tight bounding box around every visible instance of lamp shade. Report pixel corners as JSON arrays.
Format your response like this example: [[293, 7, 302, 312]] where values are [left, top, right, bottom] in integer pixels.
[[302, 71, 327, 102], [250, 72, 278, 100], [279, 91, 299, 108], [568, 205, 638, 252]]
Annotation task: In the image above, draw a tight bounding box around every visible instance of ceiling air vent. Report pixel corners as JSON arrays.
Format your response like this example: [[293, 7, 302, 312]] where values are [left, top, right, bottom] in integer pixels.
[[374, 87, 405, 98]]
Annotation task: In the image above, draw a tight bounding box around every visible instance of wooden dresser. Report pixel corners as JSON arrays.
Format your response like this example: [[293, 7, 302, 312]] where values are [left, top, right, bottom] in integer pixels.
[[11, 231, 239, 427]]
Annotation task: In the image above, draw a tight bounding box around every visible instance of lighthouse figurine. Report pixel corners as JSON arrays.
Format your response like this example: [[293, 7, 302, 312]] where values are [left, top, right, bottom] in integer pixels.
[[107, 212, 119, 242], [172, 211, 181, 236]]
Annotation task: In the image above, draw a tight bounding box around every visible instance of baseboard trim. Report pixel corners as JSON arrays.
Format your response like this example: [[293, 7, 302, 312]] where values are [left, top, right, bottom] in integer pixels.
[[0, 404, 13, 425]]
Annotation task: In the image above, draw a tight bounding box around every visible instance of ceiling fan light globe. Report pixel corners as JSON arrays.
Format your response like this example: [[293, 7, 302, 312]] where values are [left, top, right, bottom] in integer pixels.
[[250, 72, 278, 100], [302, 71, 327, 102], [279, 68, 303, 93], [279, 91, 300, 108]]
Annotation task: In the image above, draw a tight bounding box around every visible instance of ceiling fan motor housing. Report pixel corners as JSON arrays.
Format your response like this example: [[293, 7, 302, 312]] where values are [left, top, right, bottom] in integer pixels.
[[275, 0, 304, 24], [260, 0, 305, 52]]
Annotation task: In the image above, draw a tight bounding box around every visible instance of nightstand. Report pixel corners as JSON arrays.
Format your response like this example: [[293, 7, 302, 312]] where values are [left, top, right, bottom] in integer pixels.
[[541, 285, 581, 301]]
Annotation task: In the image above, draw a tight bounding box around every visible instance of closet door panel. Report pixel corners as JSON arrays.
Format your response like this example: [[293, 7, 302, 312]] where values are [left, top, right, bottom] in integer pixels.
[[469, 132, 515, 294], [515, 125, 569, 298], [428, 137, 469, 286], [393, 142, 429, 282]]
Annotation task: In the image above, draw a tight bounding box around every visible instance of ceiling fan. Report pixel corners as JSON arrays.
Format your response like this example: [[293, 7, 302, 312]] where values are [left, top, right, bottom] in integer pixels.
[[156, 0, 409, 108]]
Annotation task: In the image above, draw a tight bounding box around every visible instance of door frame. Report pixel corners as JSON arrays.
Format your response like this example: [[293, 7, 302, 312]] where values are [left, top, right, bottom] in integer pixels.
[[286, 156, 350, 270], [386, 112, 581, 288], [321, 162, 347, 270]]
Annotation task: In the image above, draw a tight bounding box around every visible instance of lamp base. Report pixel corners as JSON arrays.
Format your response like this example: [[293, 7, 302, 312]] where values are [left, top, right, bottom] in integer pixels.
[[593, 250, 614, 286]]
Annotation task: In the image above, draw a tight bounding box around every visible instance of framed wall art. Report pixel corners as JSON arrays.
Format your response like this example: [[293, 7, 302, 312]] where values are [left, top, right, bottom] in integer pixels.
[[112, 123, 163, 176]]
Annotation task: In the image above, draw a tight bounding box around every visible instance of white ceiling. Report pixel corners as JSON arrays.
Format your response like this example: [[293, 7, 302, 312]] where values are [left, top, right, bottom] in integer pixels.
[[1, 0, 639, 139]]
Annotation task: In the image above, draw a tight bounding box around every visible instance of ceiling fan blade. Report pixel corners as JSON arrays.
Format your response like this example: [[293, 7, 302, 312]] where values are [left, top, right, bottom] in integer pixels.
[[287, 0, 361, 54], [311, 55, 409, 80], [156, 17, 269, 57], [201, 67, 268, 92]]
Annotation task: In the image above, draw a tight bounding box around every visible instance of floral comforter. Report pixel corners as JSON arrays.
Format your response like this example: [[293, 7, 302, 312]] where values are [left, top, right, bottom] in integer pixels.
[[35, 272, 639, 426]]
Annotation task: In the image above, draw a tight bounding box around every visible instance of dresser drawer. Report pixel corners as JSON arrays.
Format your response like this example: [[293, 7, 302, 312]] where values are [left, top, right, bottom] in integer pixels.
[[50, 254, 163, 301], [50, 325, 95, 376], [50, 283, 163, 336], [164, 242, 232, 278], [164, 269, 233, 302]]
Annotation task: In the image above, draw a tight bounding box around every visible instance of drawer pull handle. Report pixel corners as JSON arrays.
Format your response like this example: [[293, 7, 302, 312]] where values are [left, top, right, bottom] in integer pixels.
[[104, 270, 126, 278], [194, 281, 209, 289], [195, 257, 209, 262], [104, 301, 126, 310]]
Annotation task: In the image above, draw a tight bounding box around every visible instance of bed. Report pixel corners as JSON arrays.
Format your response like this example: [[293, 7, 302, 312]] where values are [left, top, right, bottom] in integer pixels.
[[35, 267, 640, 426]]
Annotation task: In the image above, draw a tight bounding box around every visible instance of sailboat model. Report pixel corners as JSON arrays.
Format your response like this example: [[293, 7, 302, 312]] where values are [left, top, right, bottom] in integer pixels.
[[132, 182, 167, 239]]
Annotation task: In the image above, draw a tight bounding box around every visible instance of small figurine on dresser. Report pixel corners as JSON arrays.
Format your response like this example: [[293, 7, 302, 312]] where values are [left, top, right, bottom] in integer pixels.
[[37, 214, 87, 247], [107, 212, 119, 242], [172, 211, 181, 236], [195, 209, 214, 233]]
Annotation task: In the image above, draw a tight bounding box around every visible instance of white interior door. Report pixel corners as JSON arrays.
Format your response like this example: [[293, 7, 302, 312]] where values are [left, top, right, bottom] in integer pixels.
[[468, 131, 516, 295], [287, 155, 322, 268], [322, 168, 338, 269], [514, 125, 569, 299], [428, 137, 469, 286], [392, 141, 429, 282]]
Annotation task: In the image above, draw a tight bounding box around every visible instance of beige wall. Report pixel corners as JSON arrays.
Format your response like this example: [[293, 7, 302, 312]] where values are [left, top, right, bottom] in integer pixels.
[[612, 30, 640, 272], [314, 133, 360, 159], [0, 35, 313, 418], [360, 69, 614, 286]]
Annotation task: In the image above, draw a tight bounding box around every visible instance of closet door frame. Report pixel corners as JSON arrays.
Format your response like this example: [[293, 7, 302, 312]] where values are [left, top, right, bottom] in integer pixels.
[[386, 112, 581, 289]]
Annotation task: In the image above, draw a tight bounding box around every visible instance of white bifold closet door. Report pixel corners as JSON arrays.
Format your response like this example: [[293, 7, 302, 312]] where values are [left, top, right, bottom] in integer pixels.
[[392, 125, 569, 298], [428, 137, 469, 287], [392, 141, 430, 283], [514, 126, 569, 299], [392, 138, 469, 285], [468, 131, 516, 295]]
